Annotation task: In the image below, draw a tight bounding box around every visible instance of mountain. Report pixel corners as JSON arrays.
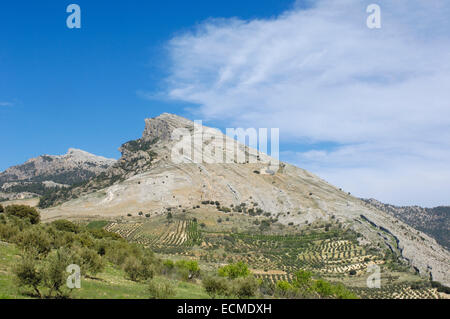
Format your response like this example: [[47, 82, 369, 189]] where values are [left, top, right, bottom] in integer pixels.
[[363, 199, 450, 251], [41, 113, 450, 287], [0, 148, 116, 201]]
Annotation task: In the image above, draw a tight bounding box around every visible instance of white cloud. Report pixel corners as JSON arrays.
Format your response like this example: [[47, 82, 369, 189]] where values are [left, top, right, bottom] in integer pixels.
[[162, 0, 450, 206], [0, 102, 13, 107]]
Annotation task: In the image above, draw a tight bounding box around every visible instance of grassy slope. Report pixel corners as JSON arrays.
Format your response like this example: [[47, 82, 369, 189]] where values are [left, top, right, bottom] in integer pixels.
[[0, 242, 209, 299]]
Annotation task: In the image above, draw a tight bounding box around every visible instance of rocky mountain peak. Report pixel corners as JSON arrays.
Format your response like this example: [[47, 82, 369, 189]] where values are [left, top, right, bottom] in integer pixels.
[[0, 148, 116, 201], [64, 148, 116, 165], [142, 113, 194, 141]]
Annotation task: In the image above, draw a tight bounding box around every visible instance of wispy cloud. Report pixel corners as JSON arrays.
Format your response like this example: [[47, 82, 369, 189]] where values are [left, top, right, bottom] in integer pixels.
[[161, 0, 450, 206], [0, 102, 13, 107]]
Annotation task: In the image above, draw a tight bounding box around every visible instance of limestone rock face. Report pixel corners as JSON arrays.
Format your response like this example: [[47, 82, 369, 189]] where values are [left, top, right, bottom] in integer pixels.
[[143, 113, 193, 142], [42, 113, 450, 286]]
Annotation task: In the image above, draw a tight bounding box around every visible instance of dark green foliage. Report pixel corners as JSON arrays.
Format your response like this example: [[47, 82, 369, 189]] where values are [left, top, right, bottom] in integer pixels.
[[232, 276, 259, 298], [15, 228, 52, 256], [3, 183, 59, 196], [202, 276, 230, 298], [123, 256, 155, 282], [51, 220, 80, 233], [13, 253, 43, 297], [122, 137, 158, 153], [5, 205, 40, 224], [430, 281, 450, 294]]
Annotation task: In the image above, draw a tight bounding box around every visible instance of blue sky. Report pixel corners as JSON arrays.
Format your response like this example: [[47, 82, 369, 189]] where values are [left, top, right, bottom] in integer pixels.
[[0, 0, 297, 167], [1, 1, 449, 206]]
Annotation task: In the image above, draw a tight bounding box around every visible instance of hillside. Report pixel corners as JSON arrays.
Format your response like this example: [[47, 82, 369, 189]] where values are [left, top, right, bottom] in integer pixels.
[[39, 113, 450, 287], [0, 148, 116, 201], [363, 199, 450, 251]]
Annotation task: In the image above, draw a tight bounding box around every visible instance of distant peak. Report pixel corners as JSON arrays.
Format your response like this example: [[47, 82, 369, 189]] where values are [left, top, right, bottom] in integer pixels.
[[67, 148, 89, 155], [64, 148, 116, 163], [143, 113, 193, 140]]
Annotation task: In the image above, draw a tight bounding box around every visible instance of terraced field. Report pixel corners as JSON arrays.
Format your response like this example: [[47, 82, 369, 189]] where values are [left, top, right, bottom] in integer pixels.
[[104, 219, 202, 253], [352, 284, 440, 299], [99, 213, 440, 299]]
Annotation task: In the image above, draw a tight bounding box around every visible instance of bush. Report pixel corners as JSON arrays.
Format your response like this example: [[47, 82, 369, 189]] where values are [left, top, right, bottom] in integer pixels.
[[14, 253, 43, 297], [202, 276, 230, 299], [0, 204, 3, 213], [148, 279, 175, 299], [175, 260, 200, 280], [51, 220, 80, 233], [162, 259, 175, 274], [5, 205, 40, 224], [42, 248, 74, 298], [276, 280, 296, 298], [77, 246, 105, 277], [123, 256, 155, 282], [218, 261, 250, 280], [293, 270, 313, 291], [232, 276, 259, 298], [15, 227, 52, 256]]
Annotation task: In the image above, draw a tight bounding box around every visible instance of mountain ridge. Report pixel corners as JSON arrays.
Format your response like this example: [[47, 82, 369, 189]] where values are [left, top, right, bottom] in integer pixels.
[[0, 148, 116, 201], [363, 198, 450, 251]]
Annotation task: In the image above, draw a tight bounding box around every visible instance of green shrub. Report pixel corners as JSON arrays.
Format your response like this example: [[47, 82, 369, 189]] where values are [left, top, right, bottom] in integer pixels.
[[76, 246, 105, 277], [218, 261, 250, 280], [232, 276, 259, 298], [276, 280, 297, 298], [15, 227, 52, 256], [202, 276, 230, 299], [13, 253, 43, 297], [175, 260, 200, 279], [123, 256, 155, 282], [51, 220, 80, 233], [162, 259, 175, 274], [312, 279, 334, 298], [148, 279, 175, 299], [5, 205, 40, 224], [293, 270, 313, 291], [41, 248, 75, 298]]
